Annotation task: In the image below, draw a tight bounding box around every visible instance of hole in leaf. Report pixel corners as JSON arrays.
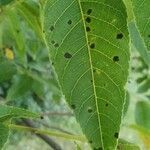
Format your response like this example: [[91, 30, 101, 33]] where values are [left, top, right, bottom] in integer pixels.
[[148, 34, 150, 38], [51, 40, 55, 44], [93, 69, 96, 73], [67, 20, 72, 25], [90, 43, 95, 49], [91, 80, 93, 83], [52, 62, 54, 65], [54, 43, 59, 48], [116, 33, 123, 39], [71, 104, 76, 109], [113, 56, 119, 62], [86, 17, 91, 23], [40, 116, 44, 119], [105, 103, 109, 107], [64, 52, 72, 58], [50, 26, 54, 31], [16, 29, 20, 33], [88, 107, 93, 113], [114, 132, 119, 138], [86, 27, 91, 32], [89, 140, 92, 144], [87, 9, 92, 15]]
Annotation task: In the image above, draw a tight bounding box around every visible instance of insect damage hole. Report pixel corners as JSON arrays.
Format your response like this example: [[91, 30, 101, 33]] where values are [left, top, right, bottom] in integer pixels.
[[114, 132, 119, 138], [90, 43, 95, 49], [89, 140, 93, 144], [54, 43, 59, 48], [116, 33, 123, 39], [64, 52, 72, 59], [71, 104, 76, 109], [86, 17, 91, 23], [16, 29, 20, 33], [67, 20, 72, 25], [105, 103, 109, 107], [52, 62, 54, 65], [87, 9, 92, 15], [40, 116, 44, 119], [113, 56, 119, 62], [51, 40, 55, 44], [93, 69, 96, 73], [87, 107, 93, 113], [50, 25, 54, 31]]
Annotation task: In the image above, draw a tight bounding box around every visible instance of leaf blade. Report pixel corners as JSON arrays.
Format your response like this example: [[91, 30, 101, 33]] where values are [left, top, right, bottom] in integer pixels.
[[44, 0, 129, 149]]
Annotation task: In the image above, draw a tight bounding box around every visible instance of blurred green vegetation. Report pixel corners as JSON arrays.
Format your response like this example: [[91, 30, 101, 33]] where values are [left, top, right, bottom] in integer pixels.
[[0, 0, 150, 150]]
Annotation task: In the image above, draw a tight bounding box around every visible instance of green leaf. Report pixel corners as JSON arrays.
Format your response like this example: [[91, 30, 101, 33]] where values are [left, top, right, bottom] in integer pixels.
[[16, 1, 42, 38], [0, 105, 38, 122], [0, 60, 16, 83], [0, 123, 9, 150], [7, 74, 33, 101], [44, 0, 130, 149], [130, 0, 150, 65], [135, 101, 150, 130], [0, 105, 39, 150], [130, 125, 150, 150], [6, 9, 26, 64], [128, 21, 150, 66], [117, 139, 140, 150]]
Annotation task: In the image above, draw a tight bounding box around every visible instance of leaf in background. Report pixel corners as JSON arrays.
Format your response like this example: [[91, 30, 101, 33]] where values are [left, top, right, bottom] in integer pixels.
[[16, 1, 42, 39], [138, 79, 150, 93], [44, 0, 130, 149], [128, 21, 150, 66], [130, 0, 150, 65], [130, 125, 150, 150], [0, 105, 39, 150], [0, 105, 38, 121], [117, 139, 140, 150], [7, 74, 33, 101], [135, 101, 150, 130], [0, 59, 16, 83], [0, 123, 9, 150], [6, 9, 26, 64], [0, 0, 14, 6]]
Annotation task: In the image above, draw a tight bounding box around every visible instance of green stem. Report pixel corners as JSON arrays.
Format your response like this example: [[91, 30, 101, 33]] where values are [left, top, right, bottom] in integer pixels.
[[9, 124, 87, 142]]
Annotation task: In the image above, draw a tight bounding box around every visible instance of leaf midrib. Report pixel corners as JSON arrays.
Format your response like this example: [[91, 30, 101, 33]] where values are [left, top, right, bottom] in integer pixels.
[[77, 0, 104, 148]]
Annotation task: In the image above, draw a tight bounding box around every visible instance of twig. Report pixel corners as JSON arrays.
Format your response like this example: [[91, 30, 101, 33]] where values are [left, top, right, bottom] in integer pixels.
[[37, 120, 73, 135], [22, 119, 62, 150], [9, 123, 86, 142]]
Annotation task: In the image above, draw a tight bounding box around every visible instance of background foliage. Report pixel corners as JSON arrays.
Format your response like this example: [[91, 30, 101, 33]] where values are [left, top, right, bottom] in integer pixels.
[[0, 0, 149, 150]]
